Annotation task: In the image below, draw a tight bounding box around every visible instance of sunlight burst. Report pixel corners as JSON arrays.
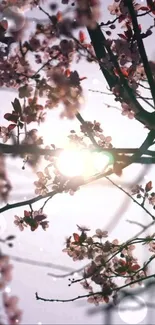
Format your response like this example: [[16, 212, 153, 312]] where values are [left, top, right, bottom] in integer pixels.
[[56, 149, 112, 178]]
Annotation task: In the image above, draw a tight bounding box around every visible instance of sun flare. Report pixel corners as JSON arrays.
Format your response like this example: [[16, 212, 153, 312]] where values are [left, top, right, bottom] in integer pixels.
[[56, 149, 112, 178]]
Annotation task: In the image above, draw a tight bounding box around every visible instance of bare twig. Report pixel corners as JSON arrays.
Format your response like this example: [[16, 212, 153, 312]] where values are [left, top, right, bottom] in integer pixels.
[[105, 176, 155, 221], [126, 0, 155, 107]]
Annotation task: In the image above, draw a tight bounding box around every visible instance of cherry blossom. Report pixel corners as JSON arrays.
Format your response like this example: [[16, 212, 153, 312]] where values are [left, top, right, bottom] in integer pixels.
[[108, 2, 121, 16], [121, 103, 135, 119], [93, 229, 108, 239], [14, 215, 25, 231], [14, 209, 49, 232]]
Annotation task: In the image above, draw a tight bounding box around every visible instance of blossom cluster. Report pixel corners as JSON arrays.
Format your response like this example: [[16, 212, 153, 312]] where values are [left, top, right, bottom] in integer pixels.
[[33, 120, 113, 197], [0, 254, 22, 324], [131, 180, 155, 208], [0, 0, 43, 11], [14, 209, 49, 232], [62, 225, 150, 305]]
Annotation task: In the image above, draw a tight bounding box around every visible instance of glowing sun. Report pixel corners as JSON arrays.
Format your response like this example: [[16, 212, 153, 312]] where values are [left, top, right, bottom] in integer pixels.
[[56, 149, 112, 178]]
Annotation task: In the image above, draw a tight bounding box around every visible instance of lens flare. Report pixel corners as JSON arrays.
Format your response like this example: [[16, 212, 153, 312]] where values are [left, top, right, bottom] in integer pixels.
[[118, 296, 147, 324], [57, 149, 112, 178], [57, 150, 88, 177], [2, 6, 25, 32]]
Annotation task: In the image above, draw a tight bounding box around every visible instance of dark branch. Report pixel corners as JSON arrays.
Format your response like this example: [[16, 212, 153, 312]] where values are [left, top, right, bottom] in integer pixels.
[[35, 291, 102, 303], [126, 0, 155, 107]]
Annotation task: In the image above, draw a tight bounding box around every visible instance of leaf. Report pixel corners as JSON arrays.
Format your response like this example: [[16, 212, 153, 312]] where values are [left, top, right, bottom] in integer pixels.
[[113, 162, 123, 176], [24, 210, 31, 217], [80, 76, 87, 81], [31, 223, 39, 231], [40, 221, 49, 230], [0, 19, 8, 31], [114, 68, 129, 77], [11, 98, 22, 115], [61, 0, 69, 3], [104, 296, 109, 304], [115, 266, 127, 275], [19, 122, 24, 129], [65, 69, 71, 77], [80, 232, 87, 243], [145, 181, 152, 192], [147, 0, 155, 13], [117, 33, 127, 40], [24, 216, 32, 225], [73, 233, 80, 242], [131, 264, 140, 271], [79, 31, 85, 43], [4, 113, 12, 120], [6, 235, 16, 241], [4, 113, 18, 123], [34, 214, 47, 222], [124, 28, 133, 40], [144, 29, 152, 38], [139, 6, 149, 10], [56, 11, 62, 21], [8, 124, 16, 132]]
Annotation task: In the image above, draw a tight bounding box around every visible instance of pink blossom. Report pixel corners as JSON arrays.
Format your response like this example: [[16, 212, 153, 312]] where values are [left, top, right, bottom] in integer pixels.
[[0, 127, 10, 143], [1, 263, 13, 282], [93, 229, 108, 239], [18, 85, 33, 98], [108, 2, 121, 16], [121, 103, 135, 119], [3, 293, 19, 315], [131, 184, 143, 195], [87, 294, 103, 305], [148, 193, 155, 206], [14, 216, 25, 231], [34, 171, 48, 195], [80, 280, 92, 291], [133, 65, 146, 82]]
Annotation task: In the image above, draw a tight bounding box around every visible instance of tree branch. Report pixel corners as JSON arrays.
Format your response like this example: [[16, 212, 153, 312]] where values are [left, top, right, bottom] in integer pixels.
[[35, 274, 155, 303], [1, 143, 155, 158], [106, 176, 155, 220], [126, 0, 155, 107], [35, 291, 102, 303], [0, 131, 154, 214], [87, 24, 155, 128]]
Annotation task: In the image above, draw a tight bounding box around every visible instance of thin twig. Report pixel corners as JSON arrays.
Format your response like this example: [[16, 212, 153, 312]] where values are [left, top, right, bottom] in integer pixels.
[[35, 291, 102, 303], [35, 274, 155, 303], [127, 0, 155, 107], [105, 176, 155, 221], [126, 220, 146, 229]]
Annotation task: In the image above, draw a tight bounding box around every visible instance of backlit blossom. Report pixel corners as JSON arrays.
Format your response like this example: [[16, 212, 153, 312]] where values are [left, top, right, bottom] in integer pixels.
[[14, 216, 25, 231], [108, 2, 121, 16], [121, 103, 135, 119], [93, 229, 108, 239], [0, 127, 10, 143], [148, 193, 155, 206], [34, 172, 48, 195], [131, 184, 144, 196]]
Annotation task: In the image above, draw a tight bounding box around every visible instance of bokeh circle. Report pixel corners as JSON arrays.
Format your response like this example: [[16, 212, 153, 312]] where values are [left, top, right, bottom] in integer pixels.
[[2, 6, 25, 32], [118, 295, 147, 324]]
